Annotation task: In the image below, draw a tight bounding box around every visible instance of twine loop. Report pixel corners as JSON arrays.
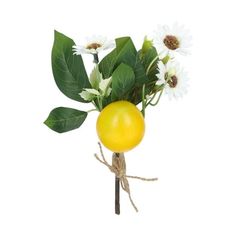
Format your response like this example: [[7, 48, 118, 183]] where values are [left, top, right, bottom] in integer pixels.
[[94, 142, 158, 212]]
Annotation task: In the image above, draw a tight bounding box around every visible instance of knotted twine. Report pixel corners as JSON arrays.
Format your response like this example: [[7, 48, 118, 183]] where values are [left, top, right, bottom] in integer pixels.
[[94, 142, 158, 212]]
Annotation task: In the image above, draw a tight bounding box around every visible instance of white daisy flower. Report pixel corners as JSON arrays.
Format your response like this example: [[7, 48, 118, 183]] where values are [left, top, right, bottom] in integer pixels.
[[163, 61, 189, 99], [72, 35, 115, 55], [156, 60, 166, 85], [79, 65, 112, 101], [153, 23, 192, 57]]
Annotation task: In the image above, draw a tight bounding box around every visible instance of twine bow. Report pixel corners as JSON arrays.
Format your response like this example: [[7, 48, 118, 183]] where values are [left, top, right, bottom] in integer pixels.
[[94, 142, 158, 212]]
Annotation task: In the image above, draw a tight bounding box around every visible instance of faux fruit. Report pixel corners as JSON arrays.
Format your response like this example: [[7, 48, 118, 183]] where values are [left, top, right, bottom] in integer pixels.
[[96, 101, 145, 153]]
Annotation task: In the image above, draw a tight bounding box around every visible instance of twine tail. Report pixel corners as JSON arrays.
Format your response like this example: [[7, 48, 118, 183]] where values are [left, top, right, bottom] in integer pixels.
[[94, 142, 158, 213], [121, 175, 139, 212]]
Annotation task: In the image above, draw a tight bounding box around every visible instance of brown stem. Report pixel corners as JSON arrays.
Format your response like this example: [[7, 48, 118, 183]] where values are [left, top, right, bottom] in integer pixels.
[[114, 153, 120, 215], [115, 175, 120, 214]]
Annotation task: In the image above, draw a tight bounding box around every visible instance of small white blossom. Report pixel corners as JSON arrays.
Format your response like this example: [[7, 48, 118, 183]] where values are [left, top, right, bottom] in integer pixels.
[[156, 61, 166, 85], [79, 90, 97, 101], [89, 65, 103, 89], [79, 66, 112, 101], [99, 78, 112, 96], [72, 35, 115, 55]]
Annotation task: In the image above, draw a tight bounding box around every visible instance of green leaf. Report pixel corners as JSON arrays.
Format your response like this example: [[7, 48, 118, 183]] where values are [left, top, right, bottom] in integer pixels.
[[111, 63, 135, 100], [116, 37, 148, 86], [44, 107, 87, 133], [128, 47, 159, 105], [99, 37, 137, 79], [99, 37, 148, 86], [115, 37, 136, 68], [140, 46, 159, 80], [52, 30, 90, 102], [99, 37, 153, 106], [99, 49, 117, 79], [133, 55, 149, 85], [141, 37, 154, 54], [127, 49, 158, 105]]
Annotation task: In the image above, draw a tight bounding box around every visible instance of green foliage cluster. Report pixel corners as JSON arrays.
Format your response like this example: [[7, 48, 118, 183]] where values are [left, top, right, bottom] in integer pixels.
[[45, 31, 160, 133]]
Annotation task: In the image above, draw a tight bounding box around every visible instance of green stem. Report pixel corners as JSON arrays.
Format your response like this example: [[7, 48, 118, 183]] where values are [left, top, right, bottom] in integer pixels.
[[141, 84, 146, 117], [92, 54, 103, 111], [146, 55, 159, 75], [97, 96, 102, 111], [150, 88, 164, 106], [92, 101, 100, 111], [146, 91, 158, 107], [93, 53, 99, 64], [145, 85, 163, 107], [145, 76, 171, 108], [87, 108, 98, 113]]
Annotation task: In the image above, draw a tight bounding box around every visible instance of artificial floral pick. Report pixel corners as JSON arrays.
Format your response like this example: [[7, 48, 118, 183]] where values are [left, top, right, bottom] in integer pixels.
[[44, 24, 191, 214]]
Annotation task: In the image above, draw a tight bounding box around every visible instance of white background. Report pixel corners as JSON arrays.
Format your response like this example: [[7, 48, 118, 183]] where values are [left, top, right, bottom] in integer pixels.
[[0, 0, 236, 235]]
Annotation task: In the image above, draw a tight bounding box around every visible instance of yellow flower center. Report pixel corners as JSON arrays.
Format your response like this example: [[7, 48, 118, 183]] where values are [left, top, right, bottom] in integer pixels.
[[163, 35, 180, 50], [168, 75, 178, 88], [86, 43, 102, 50]]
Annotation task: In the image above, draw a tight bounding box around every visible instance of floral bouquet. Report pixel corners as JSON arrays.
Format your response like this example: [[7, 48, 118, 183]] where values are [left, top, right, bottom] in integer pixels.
[[44, 24, 191, 214]]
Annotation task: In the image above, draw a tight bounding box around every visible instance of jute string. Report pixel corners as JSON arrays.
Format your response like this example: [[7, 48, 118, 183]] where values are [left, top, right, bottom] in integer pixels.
[[94, 142, 158, 212]]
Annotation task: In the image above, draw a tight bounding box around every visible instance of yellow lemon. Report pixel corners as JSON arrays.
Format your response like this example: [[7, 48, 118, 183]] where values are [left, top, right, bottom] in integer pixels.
[[96, 101, 145, 152]]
